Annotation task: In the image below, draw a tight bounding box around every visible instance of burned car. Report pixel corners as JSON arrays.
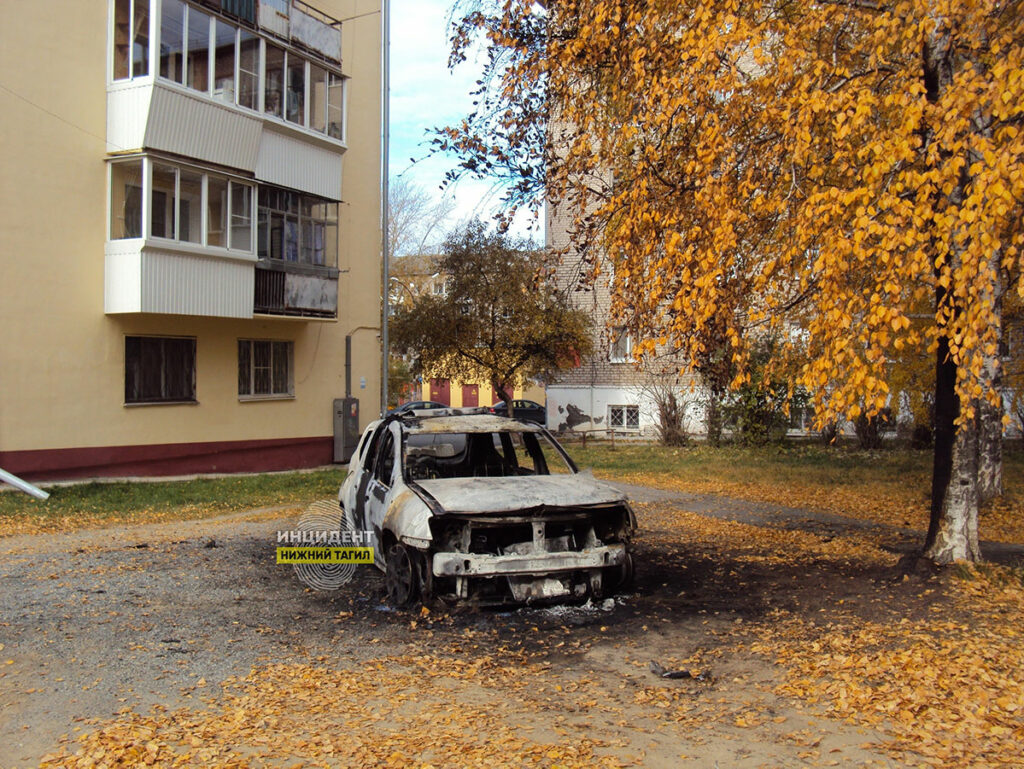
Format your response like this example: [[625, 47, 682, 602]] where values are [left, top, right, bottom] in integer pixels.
[[339, 411, 636, 606]]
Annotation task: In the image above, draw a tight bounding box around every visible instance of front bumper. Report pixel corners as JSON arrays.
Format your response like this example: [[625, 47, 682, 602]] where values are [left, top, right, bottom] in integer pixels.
[[431, 543, 627, 577]]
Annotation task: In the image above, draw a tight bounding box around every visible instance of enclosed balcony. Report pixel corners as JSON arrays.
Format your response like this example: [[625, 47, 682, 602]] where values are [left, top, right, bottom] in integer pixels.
[[107, 0, 347, 201], [105, 156, 338, 319]]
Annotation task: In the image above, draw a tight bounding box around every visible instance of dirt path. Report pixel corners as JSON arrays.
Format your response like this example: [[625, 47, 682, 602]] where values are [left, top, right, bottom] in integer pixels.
[[0, 487, 998, 768]]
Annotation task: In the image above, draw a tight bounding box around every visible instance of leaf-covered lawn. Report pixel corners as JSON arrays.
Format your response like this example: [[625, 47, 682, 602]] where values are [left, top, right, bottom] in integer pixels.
[[569, 442, 1024, 544]]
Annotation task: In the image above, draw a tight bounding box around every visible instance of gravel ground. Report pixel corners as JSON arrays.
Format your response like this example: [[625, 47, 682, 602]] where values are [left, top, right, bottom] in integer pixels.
[[1, 484, 1013, 768]]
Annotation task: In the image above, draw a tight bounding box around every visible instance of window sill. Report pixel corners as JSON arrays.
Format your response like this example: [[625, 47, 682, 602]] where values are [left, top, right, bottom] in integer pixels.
[[124, 400, 199, 407], [239, 394, 296, 402]]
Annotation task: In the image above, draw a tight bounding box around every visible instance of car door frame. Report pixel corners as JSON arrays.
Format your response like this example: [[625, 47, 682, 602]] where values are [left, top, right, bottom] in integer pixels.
[[364, 422, 402, 567]]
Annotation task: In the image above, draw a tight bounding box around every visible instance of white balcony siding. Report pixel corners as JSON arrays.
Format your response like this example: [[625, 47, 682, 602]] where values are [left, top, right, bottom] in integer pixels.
[[106, 241, 255, 319], [145, 86, 263, 171], [255, 127, 343, 200], [106, 82, 154, 154], [107, 82, 343, 200]]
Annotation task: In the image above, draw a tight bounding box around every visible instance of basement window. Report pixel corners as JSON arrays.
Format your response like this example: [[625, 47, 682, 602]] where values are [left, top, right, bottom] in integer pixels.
[[608, 405, 640, 431]]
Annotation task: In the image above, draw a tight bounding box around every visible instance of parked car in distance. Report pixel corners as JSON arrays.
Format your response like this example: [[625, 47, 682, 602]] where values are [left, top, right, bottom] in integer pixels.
[[391, 400, 447, 414], [339, 411, 636, 606], [488, 399, 546, 426]]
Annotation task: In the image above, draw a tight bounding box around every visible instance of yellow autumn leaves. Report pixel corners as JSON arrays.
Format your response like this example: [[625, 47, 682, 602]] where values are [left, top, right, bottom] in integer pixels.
[[449, 0, 1024, 428]]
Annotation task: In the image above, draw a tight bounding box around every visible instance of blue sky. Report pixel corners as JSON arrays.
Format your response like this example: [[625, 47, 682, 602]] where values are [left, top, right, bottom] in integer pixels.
[[388, 0, 540, 240]]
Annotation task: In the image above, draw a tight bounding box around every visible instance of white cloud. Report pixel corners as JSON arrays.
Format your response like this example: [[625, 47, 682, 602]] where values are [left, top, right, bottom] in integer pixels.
[[388, 0, 541, 240]]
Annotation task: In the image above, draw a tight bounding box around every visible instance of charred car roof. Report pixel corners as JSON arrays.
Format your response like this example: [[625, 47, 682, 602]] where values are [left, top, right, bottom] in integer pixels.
[[396, 411, 545, 434]]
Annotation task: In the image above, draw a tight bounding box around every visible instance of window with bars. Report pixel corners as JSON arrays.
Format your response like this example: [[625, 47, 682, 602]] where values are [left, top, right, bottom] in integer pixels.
[[608, 404, 640, 431], [125, 336, 196, 404], [238, 340, 293, 398]]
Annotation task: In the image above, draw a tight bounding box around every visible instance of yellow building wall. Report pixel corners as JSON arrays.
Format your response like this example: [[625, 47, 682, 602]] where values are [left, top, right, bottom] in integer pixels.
[[0, 1, 382, 476], [419, 381, 546, 408]]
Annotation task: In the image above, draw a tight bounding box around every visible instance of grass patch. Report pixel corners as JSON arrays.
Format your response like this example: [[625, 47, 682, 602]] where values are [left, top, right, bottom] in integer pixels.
[[566, 441, 935, 486], [0, 468, 345, 537], [564, 441, 1024, 543]]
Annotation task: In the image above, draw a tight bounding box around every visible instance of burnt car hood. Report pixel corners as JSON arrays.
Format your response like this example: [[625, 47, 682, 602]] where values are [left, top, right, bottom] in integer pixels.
[[411, 473, 626, 515]]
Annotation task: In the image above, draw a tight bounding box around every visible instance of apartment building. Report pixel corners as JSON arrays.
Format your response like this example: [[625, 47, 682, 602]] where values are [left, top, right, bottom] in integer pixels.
[[544, 204, 701, 438], [0, 0, 383, 480]]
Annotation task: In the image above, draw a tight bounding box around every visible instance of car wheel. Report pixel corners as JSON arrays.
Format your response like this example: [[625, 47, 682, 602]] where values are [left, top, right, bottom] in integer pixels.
[[384, 543, 420, 607], [615, 552, 635, 591]]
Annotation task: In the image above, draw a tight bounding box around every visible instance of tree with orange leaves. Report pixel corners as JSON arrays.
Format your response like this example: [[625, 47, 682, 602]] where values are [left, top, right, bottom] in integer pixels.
[[436, 0, 1024, 562]]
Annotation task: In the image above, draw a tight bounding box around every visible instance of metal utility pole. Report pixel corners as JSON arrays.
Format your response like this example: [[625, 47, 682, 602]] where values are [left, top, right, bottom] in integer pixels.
[[380, 0, 391, 415]]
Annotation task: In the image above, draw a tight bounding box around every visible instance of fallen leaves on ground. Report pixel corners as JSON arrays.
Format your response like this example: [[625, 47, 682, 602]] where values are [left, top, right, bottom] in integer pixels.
[[40, 652, 629, 769], [613, 472, 1024, 544], [26, 475, 1024, 769], [641, 503, 897, 567]]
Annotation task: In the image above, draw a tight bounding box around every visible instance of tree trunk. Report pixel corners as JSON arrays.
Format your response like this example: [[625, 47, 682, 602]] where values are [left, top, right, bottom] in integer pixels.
[[925, 399, 982, 563], [926, 333, 957, 552], [493, 381, 514, 418], [978, 390, 1003, 504], [921, 26, 983, 564], [977, 293, 1004, 504]]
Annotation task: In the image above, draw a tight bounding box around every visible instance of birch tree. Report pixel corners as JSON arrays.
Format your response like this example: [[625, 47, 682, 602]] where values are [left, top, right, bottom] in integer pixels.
[[436, 0, 1024, 562]]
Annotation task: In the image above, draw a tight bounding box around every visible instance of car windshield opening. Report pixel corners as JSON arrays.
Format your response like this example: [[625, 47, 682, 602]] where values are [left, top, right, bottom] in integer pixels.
[[404, 431, 573, 480]]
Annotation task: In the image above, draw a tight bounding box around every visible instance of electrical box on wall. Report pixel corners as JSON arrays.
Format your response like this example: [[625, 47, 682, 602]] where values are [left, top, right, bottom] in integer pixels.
[[333, 397, 360, 463]]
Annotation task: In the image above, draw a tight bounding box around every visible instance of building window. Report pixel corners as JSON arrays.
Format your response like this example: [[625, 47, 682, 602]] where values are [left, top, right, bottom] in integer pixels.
[[257, 187, 338, 267], [125, 336, 196, 404], [286, 55, 306, 125], [609, 405, 640, 431], [113, 0, 150, 81], [129, 157, 252, 250], [110, 160, 143, 239], [230, 182, 253, 251], [238, 340, 293, 397], [179, 169, 203, 243], [186, 5, 211, 92], [212, 18, 236, 104], [609, 327, 633, 363], [151, 162, 178, 239], [327, 72, 344, 139], [309, 62, 327, 132], [159, 0, 185, 82], [264, 43, 285, 117], [207, 174, 227, 247], [238, 28, 260, 109]]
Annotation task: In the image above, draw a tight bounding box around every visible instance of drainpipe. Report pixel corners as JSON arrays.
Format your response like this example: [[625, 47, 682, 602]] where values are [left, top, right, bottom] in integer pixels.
[[345, 334, 352, 398], [380, 0, 391, 415]]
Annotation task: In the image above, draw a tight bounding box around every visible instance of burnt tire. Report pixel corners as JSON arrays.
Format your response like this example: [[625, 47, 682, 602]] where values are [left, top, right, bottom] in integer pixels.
[[384, 543, 420, 607], [614, 552, 635, 591]]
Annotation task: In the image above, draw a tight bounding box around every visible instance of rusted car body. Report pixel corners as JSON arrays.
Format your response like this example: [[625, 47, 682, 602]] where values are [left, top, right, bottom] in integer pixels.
[[339, 411, 636, 606]]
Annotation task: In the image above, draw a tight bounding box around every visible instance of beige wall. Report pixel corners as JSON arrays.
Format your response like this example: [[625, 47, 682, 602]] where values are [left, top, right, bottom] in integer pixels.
[[417, 381, 546, 408], [0, 1, 382, 466]]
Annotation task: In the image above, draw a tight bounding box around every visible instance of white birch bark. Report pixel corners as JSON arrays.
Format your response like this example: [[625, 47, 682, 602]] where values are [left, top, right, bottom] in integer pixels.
[[925, 401, 982, 563]]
